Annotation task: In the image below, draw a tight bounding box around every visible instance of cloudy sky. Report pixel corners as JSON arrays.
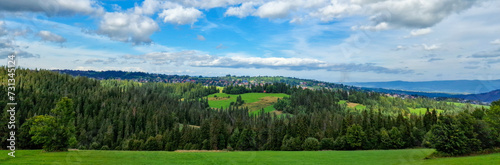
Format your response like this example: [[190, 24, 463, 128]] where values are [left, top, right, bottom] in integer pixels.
[[0, 0, 499, 82]]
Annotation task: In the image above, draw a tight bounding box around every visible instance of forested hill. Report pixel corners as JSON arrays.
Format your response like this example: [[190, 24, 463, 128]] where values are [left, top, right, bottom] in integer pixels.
[[53, 69, 349, 90], [54, 69, 495, 103], [1, 67, 499, 157]]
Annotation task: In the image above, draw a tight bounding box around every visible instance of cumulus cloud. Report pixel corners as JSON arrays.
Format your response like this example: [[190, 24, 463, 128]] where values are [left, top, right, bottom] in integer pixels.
[[0, 50, 39, 58], [37, 31, 66, 43], [491, 39, 500, 45], [97, 12, 159, 44], [310, 2, 361, 22], [0, 0, 104, 16], [368, 0, 478, 29], [352, 22, 389, 31], [226, 0, 480, 29], [124, 51, 413, 74], [171, 0, 245, 9], [254, 1, 294, 19], [409, 28, 432, 37], [224, 2, 258, 18], [158, 6, 203, 25]]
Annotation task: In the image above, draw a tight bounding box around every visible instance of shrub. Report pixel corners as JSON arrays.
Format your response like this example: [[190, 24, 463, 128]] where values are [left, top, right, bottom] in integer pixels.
[[90, 142, 100, 150], [302, 137, 320, 151], [320, 138, 335, 150], [101, 145, 110, 150]]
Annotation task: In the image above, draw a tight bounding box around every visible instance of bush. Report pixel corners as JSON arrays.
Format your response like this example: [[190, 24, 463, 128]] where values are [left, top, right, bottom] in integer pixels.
[[320, 138, 335, 150], [144, 136, 163, 151], [101, 145, 110, 150], [281, 136, 302, 151], [90, 142, 100, 150], [334, 136, 347, 150], [78, 145, 87, 150], [165, 142, 177, 151], [302, 137, 320, 151]]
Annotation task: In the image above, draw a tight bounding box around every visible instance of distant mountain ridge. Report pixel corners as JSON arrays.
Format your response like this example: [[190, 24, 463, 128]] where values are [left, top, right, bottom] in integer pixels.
[[53, 69, 499, 103], [343, 80, 500, 94], [362, 87, 500, 103]]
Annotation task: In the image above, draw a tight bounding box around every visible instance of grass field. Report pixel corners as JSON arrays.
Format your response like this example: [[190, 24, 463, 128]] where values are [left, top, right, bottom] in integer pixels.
[[338, 100, 367, 110], [450, 102, 490, 109], [408, 108, 445, 115], [207, 93, 289, 113], [1, 149, 499, 165]]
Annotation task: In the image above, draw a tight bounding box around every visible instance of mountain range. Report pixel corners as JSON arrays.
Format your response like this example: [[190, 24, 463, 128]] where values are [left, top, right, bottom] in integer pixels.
[[343, 80, 500, 94]]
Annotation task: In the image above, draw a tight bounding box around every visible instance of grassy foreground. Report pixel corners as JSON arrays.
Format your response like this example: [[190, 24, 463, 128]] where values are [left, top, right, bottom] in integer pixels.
[[1, 149, 499, 165]]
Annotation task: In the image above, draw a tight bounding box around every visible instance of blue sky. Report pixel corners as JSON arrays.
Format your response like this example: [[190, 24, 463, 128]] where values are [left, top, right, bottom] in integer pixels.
[[0, 0, 499, 82]]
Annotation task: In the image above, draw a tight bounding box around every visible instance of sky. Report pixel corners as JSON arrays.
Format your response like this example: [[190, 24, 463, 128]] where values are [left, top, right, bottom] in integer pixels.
[[0, 0, 499, 83]]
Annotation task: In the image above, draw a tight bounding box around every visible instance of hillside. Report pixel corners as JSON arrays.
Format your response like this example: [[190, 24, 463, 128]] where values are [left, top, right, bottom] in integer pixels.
[[344, 80, 500, 94], [53, 69, 348, 90], [2, 67, 499, 160], [53, 69, 498, 103]]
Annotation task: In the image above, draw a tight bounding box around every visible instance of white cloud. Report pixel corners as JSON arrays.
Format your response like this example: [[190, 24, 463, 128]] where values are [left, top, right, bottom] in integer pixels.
[[254, 1, 294, 19], [409, 28, 432, 37], [491, 39, 500, 45], [97, 12, 159, 44], [172, 0, 245, 9], [353, 22, 389, 31], [158, 6, 203, 25], [0, 0, 104, 16], [310, 1, 361, 22], [368, 0, 479, 29], [221, 0, 481, 29], [123, 51, 412, 74], [0, 50, 39, 58], [37, 30, 66, 43], [224, 2, 258, 18], [422, 44, 440, 51]]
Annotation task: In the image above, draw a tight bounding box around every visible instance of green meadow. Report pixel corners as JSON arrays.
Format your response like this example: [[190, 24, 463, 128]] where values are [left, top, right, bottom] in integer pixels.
[[1, 149, 499, 165], [207, 93, 289, 113]]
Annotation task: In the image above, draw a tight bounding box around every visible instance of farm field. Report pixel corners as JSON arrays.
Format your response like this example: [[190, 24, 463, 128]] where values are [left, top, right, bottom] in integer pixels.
[[207, 93, 289, 113], [338, 100, 367, 110], [450, 102, 490, 109], [1, 149, 499, 165], [408, 108, 444, 115]]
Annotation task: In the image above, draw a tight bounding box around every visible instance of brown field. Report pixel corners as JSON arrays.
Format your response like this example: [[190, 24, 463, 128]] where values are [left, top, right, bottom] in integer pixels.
[[208, 97, 230, 101], [271, 110, 283, 115], [347, 102, 361, 108], [245, 96, 280, 113]]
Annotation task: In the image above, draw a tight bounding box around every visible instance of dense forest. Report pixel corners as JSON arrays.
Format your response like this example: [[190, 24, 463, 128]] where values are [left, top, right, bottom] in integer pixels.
[[1, 68, 499, 156]]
